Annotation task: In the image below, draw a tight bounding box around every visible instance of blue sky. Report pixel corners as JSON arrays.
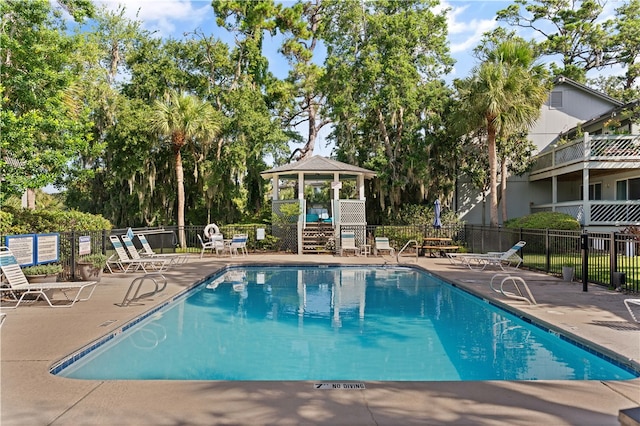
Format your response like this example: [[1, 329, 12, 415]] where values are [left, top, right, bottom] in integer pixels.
[[95, 0, 623, 156]]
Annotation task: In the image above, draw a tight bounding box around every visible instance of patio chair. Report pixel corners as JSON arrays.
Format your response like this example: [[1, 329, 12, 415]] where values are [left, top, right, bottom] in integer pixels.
[[221, 234, 248, 257], [135, 234, 190, 265], [0, 246, 98, 308], [107, 235, 170, 273], [624, 299, 640, 323], [0, 312, 6, 328], [204, 223, 224, 242], [374, 237, 395, 257], [197, 234, 225, 258], [237, 234, 249, 256], [340, 231, 360, 256], [451, 241, 526, 271]]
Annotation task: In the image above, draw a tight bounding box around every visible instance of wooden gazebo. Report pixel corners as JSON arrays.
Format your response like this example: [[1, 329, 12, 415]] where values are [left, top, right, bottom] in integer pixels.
[[261, 156, 376, 254]]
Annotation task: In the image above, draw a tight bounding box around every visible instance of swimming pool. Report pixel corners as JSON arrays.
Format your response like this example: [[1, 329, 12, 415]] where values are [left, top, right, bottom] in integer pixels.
[[55, 266, 638, 381]]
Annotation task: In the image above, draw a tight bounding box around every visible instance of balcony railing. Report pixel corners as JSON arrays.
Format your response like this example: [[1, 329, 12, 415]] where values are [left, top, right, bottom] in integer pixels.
[[531, 133, 640, 174], [531, 200, 640, 226]]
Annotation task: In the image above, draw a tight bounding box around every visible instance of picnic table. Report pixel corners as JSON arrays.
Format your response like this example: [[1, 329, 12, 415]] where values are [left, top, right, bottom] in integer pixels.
[[421, 237, 460, 258]]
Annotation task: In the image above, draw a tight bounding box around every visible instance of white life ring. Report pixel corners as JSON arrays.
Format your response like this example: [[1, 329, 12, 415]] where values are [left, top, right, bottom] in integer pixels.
[[204, 223, 221, 240]]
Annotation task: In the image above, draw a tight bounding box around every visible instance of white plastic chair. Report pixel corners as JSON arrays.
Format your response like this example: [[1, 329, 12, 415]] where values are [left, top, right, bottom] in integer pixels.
[[204, 223, 224, 242], [222, 234, 248, 257], [340, 231, 360, 256], [374, 237, 395, 257], [197, 234, 225, 258]]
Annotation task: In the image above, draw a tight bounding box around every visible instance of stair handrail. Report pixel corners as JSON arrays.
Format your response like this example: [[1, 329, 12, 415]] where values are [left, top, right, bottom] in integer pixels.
[[397, 239, 419, 264], [119, 272, 167, 307], [490, 273, 537, 305]]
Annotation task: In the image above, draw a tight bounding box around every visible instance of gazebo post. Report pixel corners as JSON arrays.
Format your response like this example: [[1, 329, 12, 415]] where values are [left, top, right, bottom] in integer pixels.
[[272, 173, 280, 201], [298, 172, 305, 254], [332, 172, 340, 230]]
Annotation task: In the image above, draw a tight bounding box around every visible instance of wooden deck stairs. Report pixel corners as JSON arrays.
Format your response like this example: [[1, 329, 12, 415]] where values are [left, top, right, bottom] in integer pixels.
[[302, 222, 335, 254]]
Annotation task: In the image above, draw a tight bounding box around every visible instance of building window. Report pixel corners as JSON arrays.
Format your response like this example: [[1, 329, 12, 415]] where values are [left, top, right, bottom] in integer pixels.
[[581, 183, 602, 200], [550, 91, 563, 109], [617, 178, 640, 200]]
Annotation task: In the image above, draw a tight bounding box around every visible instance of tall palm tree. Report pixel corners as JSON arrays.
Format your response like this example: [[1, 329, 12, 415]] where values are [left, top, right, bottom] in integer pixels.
[[455, 39, 548, 227], [149, 90, 221, 248]]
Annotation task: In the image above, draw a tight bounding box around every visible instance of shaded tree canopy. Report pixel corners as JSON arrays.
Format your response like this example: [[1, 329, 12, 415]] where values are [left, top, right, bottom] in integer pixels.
[[2, 0, 636, 230]]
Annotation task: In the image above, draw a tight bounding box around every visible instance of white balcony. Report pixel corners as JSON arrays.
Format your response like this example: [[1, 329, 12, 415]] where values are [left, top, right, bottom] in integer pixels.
[[531, 200, 640, 227], [528, 133, 640, 228], [531, 133, 640, 180]]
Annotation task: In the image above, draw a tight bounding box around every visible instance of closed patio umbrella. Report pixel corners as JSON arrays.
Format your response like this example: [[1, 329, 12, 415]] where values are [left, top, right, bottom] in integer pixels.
[[433, 199, 442, 229]]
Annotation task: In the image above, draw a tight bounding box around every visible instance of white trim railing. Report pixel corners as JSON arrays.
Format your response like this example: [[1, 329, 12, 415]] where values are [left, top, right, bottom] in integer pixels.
[[531, 133, 640, 174], [531, 200, 640, 226]]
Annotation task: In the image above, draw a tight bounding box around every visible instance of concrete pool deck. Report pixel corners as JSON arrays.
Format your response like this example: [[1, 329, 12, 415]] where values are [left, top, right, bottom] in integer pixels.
[[1, 253, 639, 425]]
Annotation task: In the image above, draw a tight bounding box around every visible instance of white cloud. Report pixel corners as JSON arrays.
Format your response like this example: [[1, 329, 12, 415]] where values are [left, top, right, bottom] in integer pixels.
[[450, 18, 497, 54], [438, 1, 499, 79], [442, 1, 497, 53], [443, 3, 470, 35], [96, 0, 211, 38]]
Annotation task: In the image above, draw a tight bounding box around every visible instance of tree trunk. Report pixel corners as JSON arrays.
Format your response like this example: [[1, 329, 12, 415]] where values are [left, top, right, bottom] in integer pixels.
[[175, 149, 186, 249], [481, 192, 486, 227], [301, 98, 317, 160], [486, 119, 499, 227], [26, 188, 36, 210], [500, 158, 508, 222]]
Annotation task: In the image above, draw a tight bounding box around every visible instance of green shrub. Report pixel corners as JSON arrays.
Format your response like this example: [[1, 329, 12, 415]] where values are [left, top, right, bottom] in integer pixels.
[[77, 253, 108, 268], [0, 207, 112, 234], [375, 226, 422, 248], [0, 210, 14, 233], [504, 212, 580, 230], [21, 264, 63, 276], [386, 203, 460, 227]]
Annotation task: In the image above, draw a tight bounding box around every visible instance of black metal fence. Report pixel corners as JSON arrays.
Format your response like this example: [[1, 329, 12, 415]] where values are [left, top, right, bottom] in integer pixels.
[[2, 223, 639, 293], [363, 224, 638, 293], [456, 225, 639, 293]]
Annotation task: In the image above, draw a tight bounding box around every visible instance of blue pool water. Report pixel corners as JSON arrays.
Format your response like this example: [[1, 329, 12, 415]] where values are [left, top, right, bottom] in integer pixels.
[[56, 266, 637, 381]]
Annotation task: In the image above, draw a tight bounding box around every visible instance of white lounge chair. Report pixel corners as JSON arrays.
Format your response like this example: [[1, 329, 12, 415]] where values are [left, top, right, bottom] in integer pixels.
[[624, 299, 640, 323], [135, 234, 190, 264], [121, 236, 173, 270], [107, 236, 170, 273], [374, 237, 395, 257], [0, 246, 98, 308], [340, 231, 360, 256], [197, 234, 225, 258], [450, 241, 526, 270]]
